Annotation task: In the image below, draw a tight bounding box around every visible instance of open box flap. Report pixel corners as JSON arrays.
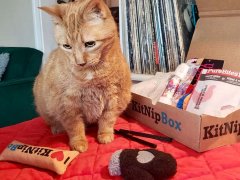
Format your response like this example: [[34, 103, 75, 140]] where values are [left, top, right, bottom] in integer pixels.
[[197, 0, 240, 17], [187, 0, 240, 71]]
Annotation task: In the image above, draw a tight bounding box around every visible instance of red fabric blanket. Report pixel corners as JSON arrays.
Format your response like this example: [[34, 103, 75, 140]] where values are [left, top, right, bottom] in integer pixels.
[[1, 116, 240, 180]]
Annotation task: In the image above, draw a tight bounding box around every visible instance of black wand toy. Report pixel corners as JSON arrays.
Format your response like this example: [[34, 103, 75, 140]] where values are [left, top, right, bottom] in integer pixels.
[[114, 129, 173, 148]]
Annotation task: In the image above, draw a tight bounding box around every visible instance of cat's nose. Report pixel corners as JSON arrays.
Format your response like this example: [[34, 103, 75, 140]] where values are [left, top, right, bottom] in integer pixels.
[[78, 62, 86, 66]]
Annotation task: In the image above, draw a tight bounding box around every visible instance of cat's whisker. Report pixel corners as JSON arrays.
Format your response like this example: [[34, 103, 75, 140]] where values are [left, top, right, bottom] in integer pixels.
[[70, 63, 74, 83]]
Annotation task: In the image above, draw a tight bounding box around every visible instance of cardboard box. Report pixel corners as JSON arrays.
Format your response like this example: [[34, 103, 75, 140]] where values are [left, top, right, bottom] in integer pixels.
[[125, 0, 240, 152]]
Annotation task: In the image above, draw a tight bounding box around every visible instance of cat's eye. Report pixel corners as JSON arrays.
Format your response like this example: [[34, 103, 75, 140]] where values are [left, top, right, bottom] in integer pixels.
[[85, 41, 96, 48], [63, 44, 72, 49]]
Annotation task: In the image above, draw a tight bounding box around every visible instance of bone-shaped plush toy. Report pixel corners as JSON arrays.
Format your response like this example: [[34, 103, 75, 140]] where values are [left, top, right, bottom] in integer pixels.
[[0, 140, 79, 174]]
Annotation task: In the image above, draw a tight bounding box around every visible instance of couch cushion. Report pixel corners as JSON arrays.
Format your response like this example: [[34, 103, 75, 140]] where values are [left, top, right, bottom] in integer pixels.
[[0, 53, 10, 81], [2, 49, 30, 80], [0, 47, 43, 81]]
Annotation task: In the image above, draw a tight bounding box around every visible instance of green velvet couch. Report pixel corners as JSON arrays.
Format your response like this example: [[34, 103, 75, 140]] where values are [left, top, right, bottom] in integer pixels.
[[0, 47, 43, 127]]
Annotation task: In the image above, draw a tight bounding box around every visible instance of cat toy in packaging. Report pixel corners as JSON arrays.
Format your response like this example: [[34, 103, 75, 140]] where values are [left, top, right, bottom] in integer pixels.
[[159, 63, 190, 105]]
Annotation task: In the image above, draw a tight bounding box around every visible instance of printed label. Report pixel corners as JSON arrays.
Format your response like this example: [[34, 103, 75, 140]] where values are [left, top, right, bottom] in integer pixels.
[[203, 120, 240, 140], [7, 142, 71, 164], [131, 100, 182, 131]]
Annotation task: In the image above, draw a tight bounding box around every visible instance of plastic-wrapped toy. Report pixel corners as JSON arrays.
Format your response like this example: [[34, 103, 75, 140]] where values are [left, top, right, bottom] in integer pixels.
[[159, 63, 190, 105], [109, 149, 177, 180]]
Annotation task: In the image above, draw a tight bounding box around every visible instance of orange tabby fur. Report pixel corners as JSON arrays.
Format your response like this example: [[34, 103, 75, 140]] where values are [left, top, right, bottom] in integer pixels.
[[33, 0, 131, 152]]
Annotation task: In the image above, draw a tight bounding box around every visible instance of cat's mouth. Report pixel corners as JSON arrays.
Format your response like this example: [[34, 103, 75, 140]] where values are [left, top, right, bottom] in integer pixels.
[[73, 58, 100, 69]]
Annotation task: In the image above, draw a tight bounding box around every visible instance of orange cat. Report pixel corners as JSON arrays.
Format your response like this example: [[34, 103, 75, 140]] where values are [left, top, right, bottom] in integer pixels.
[[33, 0, 131, 152]]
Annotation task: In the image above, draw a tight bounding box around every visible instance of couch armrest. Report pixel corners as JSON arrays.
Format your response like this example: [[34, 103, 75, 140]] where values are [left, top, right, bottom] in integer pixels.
[[0, 77, 38, 127]]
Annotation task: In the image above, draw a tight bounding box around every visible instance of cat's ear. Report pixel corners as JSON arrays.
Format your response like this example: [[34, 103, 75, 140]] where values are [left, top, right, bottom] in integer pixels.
[[39, 4, 67, 20], [83, 0, 109, 21]]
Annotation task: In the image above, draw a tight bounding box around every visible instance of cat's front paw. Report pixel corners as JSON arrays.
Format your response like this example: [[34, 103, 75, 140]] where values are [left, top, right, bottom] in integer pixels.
[[70, 139, 88, 152], [98, 133, 114, 144]]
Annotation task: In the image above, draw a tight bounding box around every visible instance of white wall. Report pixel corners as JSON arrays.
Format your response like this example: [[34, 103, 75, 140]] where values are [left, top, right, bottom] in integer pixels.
[[0, 0, 35, 48], [0, 0, 57, 64], [33, 0, 57, 64]]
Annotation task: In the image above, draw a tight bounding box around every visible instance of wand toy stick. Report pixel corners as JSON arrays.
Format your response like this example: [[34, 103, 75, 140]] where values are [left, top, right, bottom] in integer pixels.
[[114, 129, 157, 148], [118, 129, 173, 142]]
